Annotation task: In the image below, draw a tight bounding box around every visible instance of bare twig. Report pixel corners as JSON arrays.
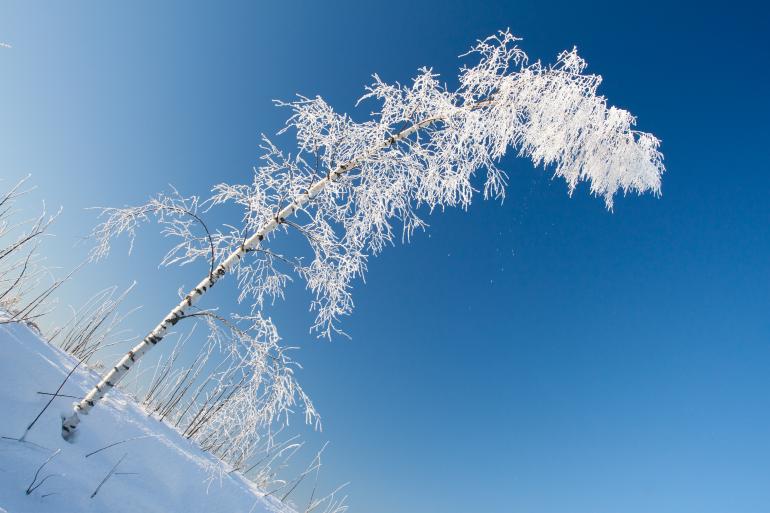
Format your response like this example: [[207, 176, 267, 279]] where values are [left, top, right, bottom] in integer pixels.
[[23, 360, 81, 440], [85, 435, 156, 458], [25, 449, 60, 495], [90, 452, 127, 499], [37, 391, 80, 400]]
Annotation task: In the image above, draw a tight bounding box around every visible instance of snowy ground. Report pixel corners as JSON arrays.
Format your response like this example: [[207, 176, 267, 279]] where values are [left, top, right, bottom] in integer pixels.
[[0, 321, 294, 513]]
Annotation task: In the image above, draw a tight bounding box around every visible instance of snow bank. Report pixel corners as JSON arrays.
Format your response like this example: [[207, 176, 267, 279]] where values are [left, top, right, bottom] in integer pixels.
[[0, 321, 294, 513]]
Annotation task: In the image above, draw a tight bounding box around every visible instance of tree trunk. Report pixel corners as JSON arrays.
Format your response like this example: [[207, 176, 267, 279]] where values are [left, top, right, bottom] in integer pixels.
[[61, 116, 436, 438]]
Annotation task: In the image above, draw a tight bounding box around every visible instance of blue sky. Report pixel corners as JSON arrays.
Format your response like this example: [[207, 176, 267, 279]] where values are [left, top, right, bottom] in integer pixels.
[[2, 2, 769, 513]]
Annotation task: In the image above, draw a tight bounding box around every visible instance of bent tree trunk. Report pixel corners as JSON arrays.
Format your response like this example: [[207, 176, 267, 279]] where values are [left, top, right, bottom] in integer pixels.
[[61, 118, 434, 438], [61, 35, 665, 436]]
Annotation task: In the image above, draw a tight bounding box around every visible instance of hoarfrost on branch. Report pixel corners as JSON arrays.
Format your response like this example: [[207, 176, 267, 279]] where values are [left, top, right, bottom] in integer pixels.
[[69, 31, 663, 441]]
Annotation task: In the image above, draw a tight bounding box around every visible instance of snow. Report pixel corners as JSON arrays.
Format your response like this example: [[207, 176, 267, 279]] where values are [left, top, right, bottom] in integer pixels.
[[0, 321, 294, 513]]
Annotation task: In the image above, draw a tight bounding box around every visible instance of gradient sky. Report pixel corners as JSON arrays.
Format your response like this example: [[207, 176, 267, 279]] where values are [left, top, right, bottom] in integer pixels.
[[2, 2, 769, 513]]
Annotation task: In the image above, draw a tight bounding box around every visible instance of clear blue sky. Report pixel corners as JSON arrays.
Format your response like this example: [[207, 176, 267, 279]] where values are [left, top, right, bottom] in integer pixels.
[[2, 2, 769, 513]]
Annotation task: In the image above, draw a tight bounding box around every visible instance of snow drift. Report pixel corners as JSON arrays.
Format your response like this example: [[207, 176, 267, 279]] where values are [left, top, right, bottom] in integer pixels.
[[0, 320, 294, 513]]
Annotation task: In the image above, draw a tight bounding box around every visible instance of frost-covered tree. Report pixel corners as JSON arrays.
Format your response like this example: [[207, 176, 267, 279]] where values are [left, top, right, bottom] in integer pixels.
[[62, 31, 664, 436]]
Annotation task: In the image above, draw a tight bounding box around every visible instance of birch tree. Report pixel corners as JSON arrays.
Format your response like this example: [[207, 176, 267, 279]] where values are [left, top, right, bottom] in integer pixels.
[[62, 31, 664, 437]]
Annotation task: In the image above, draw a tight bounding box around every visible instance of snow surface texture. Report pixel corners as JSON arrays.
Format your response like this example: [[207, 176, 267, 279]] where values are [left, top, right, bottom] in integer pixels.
[[0, 321, 294, 513]]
